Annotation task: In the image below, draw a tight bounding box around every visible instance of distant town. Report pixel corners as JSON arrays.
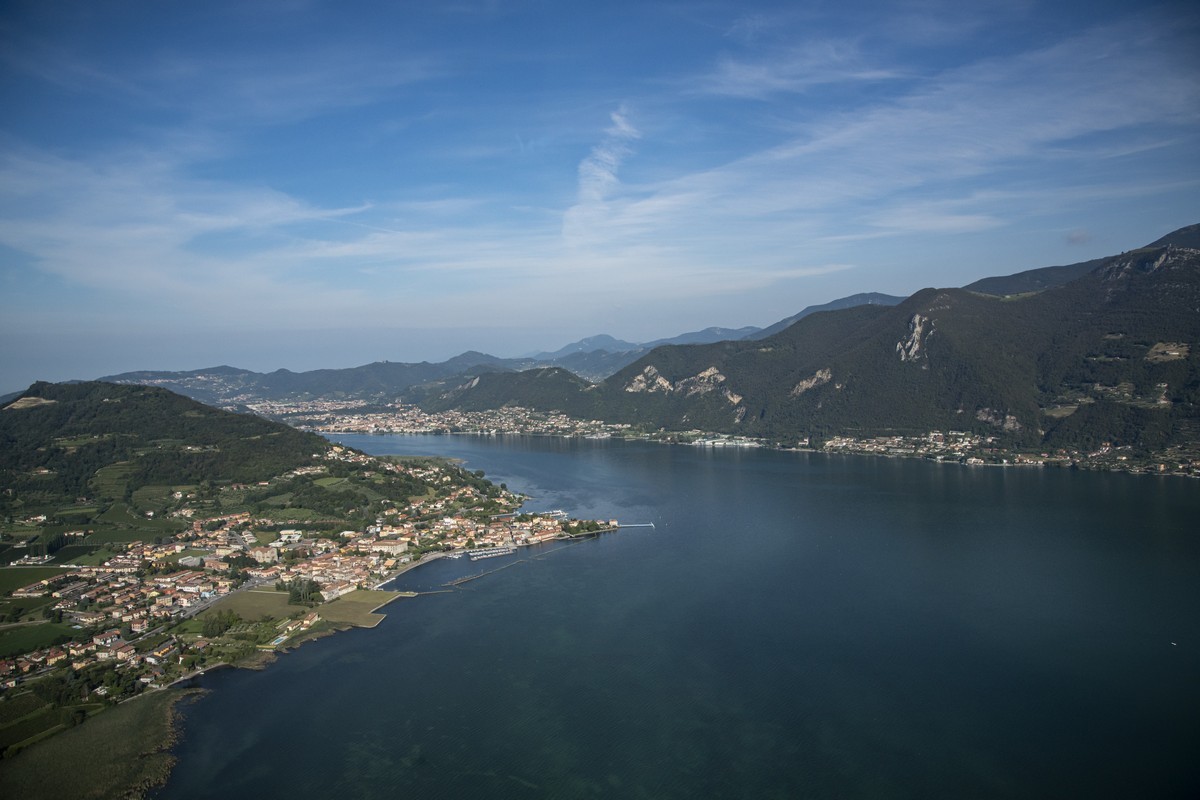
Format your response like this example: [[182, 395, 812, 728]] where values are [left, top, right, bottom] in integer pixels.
[[251, 399, 1200, 478]]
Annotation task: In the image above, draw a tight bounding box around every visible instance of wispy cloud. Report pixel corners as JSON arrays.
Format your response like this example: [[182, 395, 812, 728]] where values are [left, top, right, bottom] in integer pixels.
[[597, 15, 1200, 250], [2, 1, 1198, 387], [1, 29, 442, 128], [701, 40, 903, 98], [562, 107, 642, 247], [152, 50, 443, 126]]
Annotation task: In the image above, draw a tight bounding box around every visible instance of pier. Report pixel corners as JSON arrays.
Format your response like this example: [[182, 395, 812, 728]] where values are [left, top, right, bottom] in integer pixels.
[[444, 557, 527, 587]]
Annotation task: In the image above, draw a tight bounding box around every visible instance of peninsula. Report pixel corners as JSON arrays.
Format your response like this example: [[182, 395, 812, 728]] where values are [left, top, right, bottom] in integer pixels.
[[0, 381, 613, 798]]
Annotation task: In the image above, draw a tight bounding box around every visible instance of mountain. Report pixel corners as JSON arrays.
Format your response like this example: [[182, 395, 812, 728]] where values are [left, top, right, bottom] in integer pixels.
[[99, 353, 519, 406], [527, 327, 765, 380], [95, 324, 772, 402], [430, 368, 598, 413], [1148, 222, 1200, 249], [963, 224, 1200, 297], [428, 235, 1200, 455], [83, 224, 1200, 458], [549, 349, 649, 382], [0, 381, 329, 509], [748, 293, 905, 340], [529, 335, 642, 360], [643, 325, 762, 347], [962, 257, 1107, 297]]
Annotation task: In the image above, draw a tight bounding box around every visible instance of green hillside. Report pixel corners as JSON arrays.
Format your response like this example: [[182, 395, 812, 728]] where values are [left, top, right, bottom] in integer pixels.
[[0, 382, 333, 553], [1, 382, 327, 501], [428, 243, 1200, 455]]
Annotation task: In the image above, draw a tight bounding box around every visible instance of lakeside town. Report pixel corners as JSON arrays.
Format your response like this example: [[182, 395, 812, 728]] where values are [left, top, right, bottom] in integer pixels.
[[3, 387, 1194, 767], [250, 399, 1200, 478], [0, 443, 614, 758]]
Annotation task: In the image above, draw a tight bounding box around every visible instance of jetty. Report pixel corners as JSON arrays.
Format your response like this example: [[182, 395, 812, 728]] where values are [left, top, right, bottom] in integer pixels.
[[444, 557, 527, 587]]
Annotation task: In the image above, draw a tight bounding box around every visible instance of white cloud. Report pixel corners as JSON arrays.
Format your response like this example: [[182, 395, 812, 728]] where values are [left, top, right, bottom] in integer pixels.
[[2, 4, 1197, 387], [562, 107, 643, 247], [1, 27, 442, 128], [587, 15, 1200, 251], [701, 40, 903, 98]]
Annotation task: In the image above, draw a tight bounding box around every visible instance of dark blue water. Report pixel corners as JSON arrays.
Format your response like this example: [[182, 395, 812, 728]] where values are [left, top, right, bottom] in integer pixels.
[[159, 435, 1200, 799]]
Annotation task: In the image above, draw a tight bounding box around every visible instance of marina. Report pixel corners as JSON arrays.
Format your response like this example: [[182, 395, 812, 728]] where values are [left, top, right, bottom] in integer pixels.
[[468, 546, 516, 561]]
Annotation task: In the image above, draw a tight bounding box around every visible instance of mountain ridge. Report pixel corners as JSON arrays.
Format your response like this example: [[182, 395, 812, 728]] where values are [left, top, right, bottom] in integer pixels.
[[70, 223, 1200, 464], [427, 237, 1200, 458]]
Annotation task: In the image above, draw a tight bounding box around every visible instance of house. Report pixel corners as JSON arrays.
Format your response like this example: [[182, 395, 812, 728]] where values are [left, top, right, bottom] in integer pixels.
[[72, 610, 107, 625], [320, 581, 356, 601], [93, 629, 123, 647], [249, 546, 279, 564]]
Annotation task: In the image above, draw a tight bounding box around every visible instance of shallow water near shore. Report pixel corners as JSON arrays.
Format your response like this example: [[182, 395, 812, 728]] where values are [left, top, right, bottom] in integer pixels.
[[157, 434, 1200, 799]]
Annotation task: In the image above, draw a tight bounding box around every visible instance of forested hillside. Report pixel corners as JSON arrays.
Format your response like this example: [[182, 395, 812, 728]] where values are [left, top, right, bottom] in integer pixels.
[[429, 243, 1200, 454], [0, 382, 328, 522]]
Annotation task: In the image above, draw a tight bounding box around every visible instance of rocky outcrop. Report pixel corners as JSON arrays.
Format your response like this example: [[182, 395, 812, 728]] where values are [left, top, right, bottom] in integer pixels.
[[791, 368, 832, 397], [624, 365, 743, 408], [975, 408, 1023, 432], [624, 365, 673, 393], [896, 314, 932, 362], [676, 367, 730, 399]]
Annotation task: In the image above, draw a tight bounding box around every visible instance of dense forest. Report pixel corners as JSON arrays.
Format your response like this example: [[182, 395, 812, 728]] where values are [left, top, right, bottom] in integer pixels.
[[0, 382, 328, 517]]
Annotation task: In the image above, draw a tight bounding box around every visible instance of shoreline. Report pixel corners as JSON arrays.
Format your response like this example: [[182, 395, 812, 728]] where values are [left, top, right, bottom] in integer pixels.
[[0, 543, 541, 799], [324, 428, 1199, 480], [0, 684, 204, 800]]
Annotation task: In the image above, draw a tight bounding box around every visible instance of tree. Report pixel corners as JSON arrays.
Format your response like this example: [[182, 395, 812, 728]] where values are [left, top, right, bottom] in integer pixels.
[[201, 609, 240, 638], [283, 578, 322, 605]]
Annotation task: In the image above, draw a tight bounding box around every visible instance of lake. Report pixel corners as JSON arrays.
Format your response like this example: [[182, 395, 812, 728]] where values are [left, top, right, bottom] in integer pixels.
[[158, 434, 1200, 799]]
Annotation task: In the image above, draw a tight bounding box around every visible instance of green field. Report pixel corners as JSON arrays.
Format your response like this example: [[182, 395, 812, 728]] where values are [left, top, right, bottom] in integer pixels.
[[89, 463, 135, 499], [131, 485, 174, 508], [0, 707, 63, 752], [61, 548, 115, 566], [206, 590, 297, 622], [318, 590, 406, 627], [0, 567, 72, 596], [84, 528, 152, 544], [0, 622, 77, 659], [253, 507, 325, 522], [49, 545, 103, 564], [0, 688, 197, 798], [314, 476, 346, 488], [52, 434, 113, 448], [0, 691, 48, 725], [0, 596, 56, 622], [165, 548, 209, 565], [53, 506, 100, 520], [95, 502, 144, 526], [81, 503, 185, 543]]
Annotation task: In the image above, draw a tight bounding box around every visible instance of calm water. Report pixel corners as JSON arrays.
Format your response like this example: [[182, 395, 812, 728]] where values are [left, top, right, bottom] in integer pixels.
[[158, 435, 1200, 799]]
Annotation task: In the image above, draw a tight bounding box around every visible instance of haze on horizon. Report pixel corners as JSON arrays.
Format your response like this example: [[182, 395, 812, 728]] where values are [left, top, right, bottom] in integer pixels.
[[2, 0, 1198, 394]]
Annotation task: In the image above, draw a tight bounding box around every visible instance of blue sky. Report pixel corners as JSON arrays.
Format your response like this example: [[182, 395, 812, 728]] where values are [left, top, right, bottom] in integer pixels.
[[1, 0, 1198, 392]]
